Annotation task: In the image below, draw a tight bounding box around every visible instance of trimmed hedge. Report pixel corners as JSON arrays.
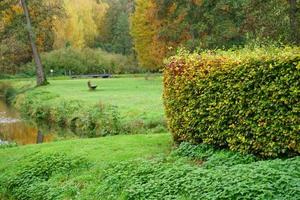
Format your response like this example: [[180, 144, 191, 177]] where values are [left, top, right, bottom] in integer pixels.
[[163, 46, 300, 157]]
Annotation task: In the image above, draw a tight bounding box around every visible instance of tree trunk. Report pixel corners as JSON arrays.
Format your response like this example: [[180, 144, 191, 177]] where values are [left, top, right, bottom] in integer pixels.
[[20, 0, 48, 86], [288, 0, 299, 44], [36, 130, 44, 144]]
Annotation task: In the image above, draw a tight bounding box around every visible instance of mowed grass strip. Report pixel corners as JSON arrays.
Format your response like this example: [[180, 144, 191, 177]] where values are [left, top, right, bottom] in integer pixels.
[[10, 77, 164, 121]]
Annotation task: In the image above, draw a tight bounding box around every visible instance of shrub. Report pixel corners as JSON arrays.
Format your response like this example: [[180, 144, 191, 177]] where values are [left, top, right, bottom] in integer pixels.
[[37, 47, 143, 75], [0, 82, 17, 104], [0, 141, 17, 149], [163, 46, 300, 157], [14, 91, 123, 137]]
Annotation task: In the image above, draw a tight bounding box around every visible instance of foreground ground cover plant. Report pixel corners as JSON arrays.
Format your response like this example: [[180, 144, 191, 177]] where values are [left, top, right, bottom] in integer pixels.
[[1, 139, 299, 200]]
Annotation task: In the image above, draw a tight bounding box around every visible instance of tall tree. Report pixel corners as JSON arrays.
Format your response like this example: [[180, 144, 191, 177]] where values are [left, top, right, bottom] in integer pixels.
[[130, 0, 167, 69], [53, 0, 108, 49], [95, 0, 133, 55], [0, 0, 63, 75], [20, 0, 47, 86], [112, 12, 132, 55]]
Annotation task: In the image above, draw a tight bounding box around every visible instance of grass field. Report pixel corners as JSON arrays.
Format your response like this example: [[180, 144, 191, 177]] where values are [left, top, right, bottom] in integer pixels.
[[7, 76, 164, 122], [44, 77, 164, 120]]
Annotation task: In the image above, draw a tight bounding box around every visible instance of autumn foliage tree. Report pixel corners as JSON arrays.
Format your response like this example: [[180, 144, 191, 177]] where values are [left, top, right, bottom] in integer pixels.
[[95, 0, 134, 55], [131, 0, 300, 70], [53, 0, 108, 49], [130, 0, 167, 70], [0, 0, 63, 74]]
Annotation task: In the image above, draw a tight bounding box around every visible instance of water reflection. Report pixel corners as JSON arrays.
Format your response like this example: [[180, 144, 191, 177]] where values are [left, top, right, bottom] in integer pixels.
[[0, 100, 54, 145]]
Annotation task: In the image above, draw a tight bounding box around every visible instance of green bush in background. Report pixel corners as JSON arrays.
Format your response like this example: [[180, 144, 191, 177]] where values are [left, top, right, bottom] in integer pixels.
[[26, 47, 144, 76], [163, 46, 300, 158], [14, 90, 122, 137]]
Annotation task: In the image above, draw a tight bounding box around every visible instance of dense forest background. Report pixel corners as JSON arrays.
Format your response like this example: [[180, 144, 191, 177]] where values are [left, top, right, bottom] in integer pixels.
[[0, 0, 299, 75]]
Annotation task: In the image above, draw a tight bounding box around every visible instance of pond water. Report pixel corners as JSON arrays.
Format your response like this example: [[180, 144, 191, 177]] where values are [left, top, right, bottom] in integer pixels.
[[0, 99, 54, 145]]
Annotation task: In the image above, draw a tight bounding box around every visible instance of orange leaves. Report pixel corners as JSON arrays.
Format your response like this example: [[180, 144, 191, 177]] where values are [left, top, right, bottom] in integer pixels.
[[1, 4, 23, 26], [130, 0, 166, 69], [11, 4, 22, 14]]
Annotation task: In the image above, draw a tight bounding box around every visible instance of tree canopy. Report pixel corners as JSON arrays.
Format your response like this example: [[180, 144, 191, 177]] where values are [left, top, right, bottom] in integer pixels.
[[1, 0, 299, 73], [131, 0, 299, 69]]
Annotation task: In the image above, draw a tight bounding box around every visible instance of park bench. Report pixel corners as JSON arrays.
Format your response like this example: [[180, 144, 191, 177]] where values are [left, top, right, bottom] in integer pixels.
[[87, 81, 97, 90], [71, 74, 112, 79]]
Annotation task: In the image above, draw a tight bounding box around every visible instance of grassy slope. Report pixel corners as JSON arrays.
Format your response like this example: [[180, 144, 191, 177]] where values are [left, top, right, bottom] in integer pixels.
[[0, 133, 171, 171], [0, 134, 172, 199]]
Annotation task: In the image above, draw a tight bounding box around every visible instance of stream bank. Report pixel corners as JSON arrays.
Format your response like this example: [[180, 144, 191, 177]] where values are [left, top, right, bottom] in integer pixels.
[[0, 99, 55, 145]]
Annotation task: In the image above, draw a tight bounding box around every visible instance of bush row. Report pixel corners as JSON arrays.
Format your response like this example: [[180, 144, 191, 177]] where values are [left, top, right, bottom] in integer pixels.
[[25, 47, 144, 76], [14, 90, 165, 137], [163, 46, 300, 157]]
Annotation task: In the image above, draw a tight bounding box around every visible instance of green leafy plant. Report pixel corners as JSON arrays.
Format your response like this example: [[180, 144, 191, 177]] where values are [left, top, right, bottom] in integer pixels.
[[1, 153, 89, 200], [93, 155, 300, 199], [0, 141, 17, 149], [0, 82, 17, 104], [172, 142, 256, 168]]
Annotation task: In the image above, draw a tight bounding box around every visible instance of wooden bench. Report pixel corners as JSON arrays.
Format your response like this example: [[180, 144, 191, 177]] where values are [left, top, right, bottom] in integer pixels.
[[87, 81, 97, 90], [71, 74, 112, 79]]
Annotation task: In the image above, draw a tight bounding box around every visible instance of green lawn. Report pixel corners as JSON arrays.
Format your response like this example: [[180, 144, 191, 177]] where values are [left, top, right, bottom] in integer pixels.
[[0, 133, 171, 170], [8, 76, 164, 121]]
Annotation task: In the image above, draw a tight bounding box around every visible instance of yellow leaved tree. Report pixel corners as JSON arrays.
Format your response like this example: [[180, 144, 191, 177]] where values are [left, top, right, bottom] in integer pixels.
[[130, 0, 166, 70], [53, 0, 108, 49]]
